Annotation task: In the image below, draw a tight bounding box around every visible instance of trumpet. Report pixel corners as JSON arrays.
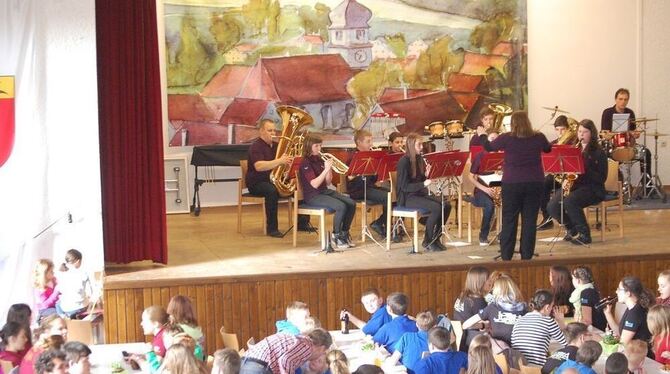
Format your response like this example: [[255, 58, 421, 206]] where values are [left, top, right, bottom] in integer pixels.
[[319, 151, 349, 174]]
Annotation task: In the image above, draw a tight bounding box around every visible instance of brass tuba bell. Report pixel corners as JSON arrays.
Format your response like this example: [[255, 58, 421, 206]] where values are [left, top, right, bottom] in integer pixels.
[[488, 103, 513, 134], [270, 106, 313, 196]]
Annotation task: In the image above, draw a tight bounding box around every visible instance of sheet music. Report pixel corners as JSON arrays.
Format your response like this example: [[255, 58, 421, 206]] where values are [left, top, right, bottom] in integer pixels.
[[612, 113, 630, 132], [478, 173, 502, 186]]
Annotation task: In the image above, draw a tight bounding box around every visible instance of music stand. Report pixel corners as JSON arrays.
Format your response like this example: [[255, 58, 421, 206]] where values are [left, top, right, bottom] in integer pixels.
[[347, 150, 385, 248], [476, 151, 504, 249], [423, 151, 469, 248], [377, 152, 404, 182], [542, 145, 585, 249]]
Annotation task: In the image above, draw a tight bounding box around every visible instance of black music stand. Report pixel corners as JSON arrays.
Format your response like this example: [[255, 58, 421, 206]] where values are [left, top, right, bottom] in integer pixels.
[[424, 151, 469, 248], [542, 145, 585, 249], [347, 150, 385, 248]]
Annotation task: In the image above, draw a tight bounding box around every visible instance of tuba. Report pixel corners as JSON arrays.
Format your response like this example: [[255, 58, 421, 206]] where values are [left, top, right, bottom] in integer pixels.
[[488, 103, 513, 134], [270, 106, 313, 196]]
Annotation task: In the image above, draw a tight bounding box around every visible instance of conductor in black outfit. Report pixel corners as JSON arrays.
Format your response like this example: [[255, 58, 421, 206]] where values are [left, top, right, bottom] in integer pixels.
[[547, 119, 607, 245], [476, 111, 551, 261]]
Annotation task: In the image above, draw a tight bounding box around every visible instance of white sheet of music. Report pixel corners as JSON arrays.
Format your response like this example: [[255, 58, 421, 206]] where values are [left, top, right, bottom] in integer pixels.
[[612, 113, 630, 131], [478, 173, 502, 186]]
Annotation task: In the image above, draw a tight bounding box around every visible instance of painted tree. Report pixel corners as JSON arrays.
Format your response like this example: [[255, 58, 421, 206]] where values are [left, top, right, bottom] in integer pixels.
[[385, 34, 406, 58], [413, 36, 463, 89], [167, 15, 208, 87], [210, 13, 243, 54], [242, 0, 271, 37], [347, 60, 403, 128], [298, 3, 331, 40], [469, 12, 517, 53]]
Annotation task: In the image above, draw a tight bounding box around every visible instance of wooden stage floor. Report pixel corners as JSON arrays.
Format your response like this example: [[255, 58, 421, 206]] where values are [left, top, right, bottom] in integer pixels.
[[105, 204, 670, 287]]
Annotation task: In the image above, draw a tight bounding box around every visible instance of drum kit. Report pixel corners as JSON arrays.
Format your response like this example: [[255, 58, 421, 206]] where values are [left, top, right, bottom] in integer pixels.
[[425, 120, 470, 151]]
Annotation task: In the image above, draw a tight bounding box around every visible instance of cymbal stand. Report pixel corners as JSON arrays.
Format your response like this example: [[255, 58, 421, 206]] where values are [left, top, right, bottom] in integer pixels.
[[621, 162, 633, 205], [644, 132, 667, 202]]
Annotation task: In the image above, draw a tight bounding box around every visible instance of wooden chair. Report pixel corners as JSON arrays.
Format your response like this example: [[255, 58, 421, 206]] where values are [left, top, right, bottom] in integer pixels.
[[461, 162, 502, 245], [219, 326, 240, 351], [519, 365, 541, 374], [292, 178, 334, 249], [589, 159, 624, 241], [237, 160, 292, 235], [451, 320, 463, 351], [385, 171, 430, 252], [494, 353, 510, 374], [340, 177, 383, 242]]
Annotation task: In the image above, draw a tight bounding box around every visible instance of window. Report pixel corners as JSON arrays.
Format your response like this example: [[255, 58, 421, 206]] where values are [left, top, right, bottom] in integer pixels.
[[356, 29, 365, 40]]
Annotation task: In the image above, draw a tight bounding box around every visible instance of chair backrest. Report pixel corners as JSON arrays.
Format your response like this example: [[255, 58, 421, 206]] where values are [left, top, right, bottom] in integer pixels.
[[451, 320, 464, 351], [494, 353, 510, 374], [389, 171, 398, 203], [294, 176, 304, 201], [461, 162, 473, 196], [605, 159, 619, 192], [520, 364, 541, 374], [66, 319, 95, 345], [239, 160, 249, 191], [219, 326, 240, 351]]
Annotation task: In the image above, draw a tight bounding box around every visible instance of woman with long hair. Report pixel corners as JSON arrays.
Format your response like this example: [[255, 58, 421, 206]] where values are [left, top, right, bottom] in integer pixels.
[[550, 266, 575, 317], [454, 266, 490, 351], [33, 260, 60, 320], [647, 304, 670, 364], [657, 270, 670, 306], [604, 276, 655, 354], [547, 119, 608, 244], [476, 111, 551, 260], [166, 296, 204, 349], [298, 133, 356, 249], [570, 266, 606, 331], [395, 133, 451, 252], [467, 345, 499, 374]]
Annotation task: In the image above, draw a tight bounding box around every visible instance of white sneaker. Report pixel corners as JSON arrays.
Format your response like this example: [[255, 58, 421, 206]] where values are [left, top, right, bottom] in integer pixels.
[[479, 241, 488, 247]]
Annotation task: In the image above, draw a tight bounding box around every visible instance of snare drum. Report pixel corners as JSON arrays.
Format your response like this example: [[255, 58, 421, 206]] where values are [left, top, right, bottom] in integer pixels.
[[445, 120, 464, 138], [612, 132, 630, 148]]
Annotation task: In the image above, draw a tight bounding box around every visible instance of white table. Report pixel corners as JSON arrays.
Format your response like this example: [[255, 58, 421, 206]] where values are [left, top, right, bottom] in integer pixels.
[[89, 342, 146, 373], [330, 329, 406, 373]]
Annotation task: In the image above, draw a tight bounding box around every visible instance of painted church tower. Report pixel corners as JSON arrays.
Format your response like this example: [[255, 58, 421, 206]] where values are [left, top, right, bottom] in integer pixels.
[[327, 0, 373, 69]]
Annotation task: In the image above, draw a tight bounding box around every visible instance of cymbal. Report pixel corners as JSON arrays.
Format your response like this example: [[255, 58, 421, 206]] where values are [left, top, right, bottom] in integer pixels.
[[633, 117, 659, 123], [645, 131, 669, 137], [541, 106, 570, 114]]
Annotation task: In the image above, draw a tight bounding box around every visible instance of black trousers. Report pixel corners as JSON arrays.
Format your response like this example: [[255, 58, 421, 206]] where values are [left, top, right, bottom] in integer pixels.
[[540, 175, 559, 217], [307, 189, 356, 233], [405, 195, 451, 241], [500, 182, 543, 260], [365, 186, 388, 224], [547, 186, 602, 234], [248, 181, 309, 232]]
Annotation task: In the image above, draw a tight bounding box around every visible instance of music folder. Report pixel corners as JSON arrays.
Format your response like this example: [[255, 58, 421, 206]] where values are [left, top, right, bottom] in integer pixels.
[[612, 113, 630, 132]]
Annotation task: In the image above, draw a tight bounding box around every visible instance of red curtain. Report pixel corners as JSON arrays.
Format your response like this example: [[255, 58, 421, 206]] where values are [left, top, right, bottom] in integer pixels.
[[96, 0, 167, 264]]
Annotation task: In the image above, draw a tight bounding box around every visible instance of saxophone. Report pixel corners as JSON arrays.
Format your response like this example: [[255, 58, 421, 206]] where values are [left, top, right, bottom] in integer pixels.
[[270, 106, 313, 196], [559, 142, 581, 196], [490, 186, 502, 206]]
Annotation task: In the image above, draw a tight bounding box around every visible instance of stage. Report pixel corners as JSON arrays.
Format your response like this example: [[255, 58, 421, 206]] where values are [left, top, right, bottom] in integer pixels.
[[103, 204, 670, 354]]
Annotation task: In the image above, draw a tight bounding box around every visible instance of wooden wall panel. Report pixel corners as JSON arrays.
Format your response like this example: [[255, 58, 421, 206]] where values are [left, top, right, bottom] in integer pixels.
[[104, 256, 670, 355]]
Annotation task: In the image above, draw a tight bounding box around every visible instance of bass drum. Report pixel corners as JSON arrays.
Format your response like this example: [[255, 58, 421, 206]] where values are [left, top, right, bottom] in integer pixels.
[[611, 147, 635, 162]]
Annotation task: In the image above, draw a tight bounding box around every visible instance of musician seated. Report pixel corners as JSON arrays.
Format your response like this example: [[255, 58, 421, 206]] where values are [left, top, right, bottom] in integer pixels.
[[346, 130, 388, 238], [388, 132, 405, 154], [469, 107, 495, 147], [396, 133, 451, 252], [467, 130, 499, 246], [539, 116, 574, 230], [547, 120, 607, 245], [298, 134, 356, 249]]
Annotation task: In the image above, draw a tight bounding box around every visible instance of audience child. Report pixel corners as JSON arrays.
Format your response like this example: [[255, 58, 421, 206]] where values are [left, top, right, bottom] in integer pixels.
[[414, 326, 468, 374], [463, 274, 526, 347], [167, 295, 204, 348], [468, 335, 503, 374], [19, 315, 67, 374], [550, 265, 575, 317], [604, 352, 629, 374], [648, 304, 670, 364], [570, 266, 607, 331], [372, 292, 418, 353], [34, 349, 69, 374], [141, 305, 169, 357], [467, 345, 498, 374], [483, 271, 504, 304], [239, 328, 332, 374], [62, 341, 91, 374], [352, 364, 383, 374], [297, 352, 328, 374], [658, 270, 670, 306], [453, 266, 489, 351], [555, 340, 602, 374], [467, 130, 499, 246], [34, 259, 60, 319], [5, 304, 32, 359], [276, 301, 310, 335], [0, 322, 30, 367], [624, 339, 647, 373], [303, 316, 322, 334], [387, 310, 436, 373], [511, 289, 567, 366], [542, 322, 590, 374], [340, 288, 391, 336], [212, 348, 241, 374], [326, 350, 349, 374], [604, 276, 654, 353], [145, 324, 204, 372], [56, 249, 93, 318], [159, 343, 208, 374]]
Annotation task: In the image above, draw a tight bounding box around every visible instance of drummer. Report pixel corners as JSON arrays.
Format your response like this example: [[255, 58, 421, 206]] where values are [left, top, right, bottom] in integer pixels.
[[469, 107, 496, 147]]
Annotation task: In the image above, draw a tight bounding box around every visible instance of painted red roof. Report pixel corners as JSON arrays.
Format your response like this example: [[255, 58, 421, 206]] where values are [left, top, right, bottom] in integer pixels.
[[168, 122, 229, 146], [302, 35, 324, 44], [459, 52, 509, 76], [450, 92, 482, 112], [238, 54, 353, 104], [491, 41, 527, 57], [377, 88, 436, 104], [201, 65, 251, 97], [168, 94, 223, 121], [447, 73, 484, 93], [378, 91, 467, 134], [219, 98, 271, 126]]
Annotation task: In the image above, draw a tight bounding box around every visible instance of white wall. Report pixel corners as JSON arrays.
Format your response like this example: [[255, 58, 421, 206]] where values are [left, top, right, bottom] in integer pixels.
[[529, 0, 670, 184]]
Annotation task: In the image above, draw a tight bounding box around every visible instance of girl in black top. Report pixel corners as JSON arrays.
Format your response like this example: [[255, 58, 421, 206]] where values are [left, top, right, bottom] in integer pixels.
[[605, 276, 655, 356], [453, 266, 490, 351], [395, 133, 451, 252], [547, 119, 607, 244], [570, 266, 607, 331], [550, 265, 575, 317]]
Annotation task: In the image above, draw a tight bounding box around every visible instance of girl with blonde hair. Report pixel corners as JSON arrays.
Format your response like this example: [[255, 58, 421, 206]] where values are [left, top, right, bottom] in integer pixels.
[[33, 259, 60, 319], [326, 349, 350, 374], [158, 343, 208, 374], [648, 304, 670, 364], [467, 345, 498, 374]]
